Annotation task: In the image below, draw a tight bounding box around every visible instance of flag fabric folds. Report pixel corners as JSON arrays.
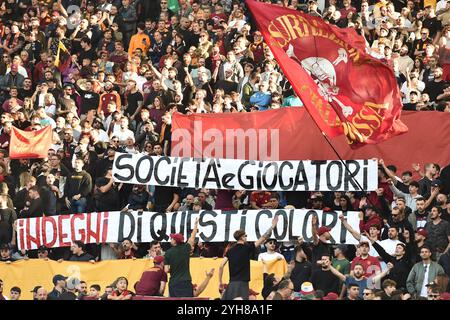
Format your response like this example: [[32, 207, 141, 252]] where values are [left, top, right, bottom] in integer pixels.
[[54, 40, 72, 73], [168, 0, 180, 13], [246, 0, 408, 148], [9, 126, 53, 159]]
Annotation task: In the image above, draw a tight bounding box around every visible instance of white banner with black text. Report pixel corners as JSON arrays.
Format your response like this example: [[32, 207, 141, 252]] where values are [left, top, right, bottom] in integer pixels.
[[112, 153, 378, 191], [17, 209, 360, 250]]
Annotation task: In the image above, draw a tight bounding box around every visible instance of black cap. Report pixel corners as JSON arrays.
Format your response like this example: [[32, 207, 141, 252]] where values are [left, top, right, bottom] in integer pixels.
[[38, 245, 48, 253], [30, 286, 42, 293]]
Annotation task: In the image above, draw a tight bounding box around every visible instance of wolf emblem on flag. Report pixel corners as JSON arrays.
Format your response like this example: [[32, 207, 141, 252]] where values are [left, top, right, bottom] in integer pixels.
[[286, 44, 354, 117]]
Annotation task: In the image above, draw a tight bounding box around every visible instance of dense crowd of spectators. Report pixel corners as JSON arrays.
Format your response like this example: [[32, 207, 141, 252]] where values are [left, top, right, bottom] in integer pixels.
[[0, 0, 449, 300]]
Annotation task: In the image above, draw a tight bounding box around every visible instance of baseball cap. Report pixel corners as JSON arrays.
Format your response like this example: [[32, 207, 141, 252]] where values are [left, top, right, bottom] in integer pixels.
[[265, 238, 277, 245], [417, 228, 428, 238], [153, 255, 164, 264], [317, 226, 331, 236], [323, 292, 338, 300], [170, 233, 184, 244], [38, 245, 48, 253], [30, 286, 42, 293], [358, 240, 370, 247], [52, 274, 67, 286]]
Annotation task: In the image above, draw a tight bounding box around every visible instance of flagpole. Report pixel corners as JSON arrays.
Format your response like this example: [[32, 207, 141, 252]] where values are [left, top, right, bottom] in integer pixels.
[[306, 112, 377, 206]]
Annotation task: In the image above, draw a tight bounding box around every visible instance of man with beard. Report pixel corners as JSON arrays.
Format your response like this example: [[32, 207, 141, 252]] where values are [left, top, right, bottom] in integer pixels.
[[75, 80, 99, 122], [382, 207, 415, 243], [97, 80, 121, 117], [144, 79, 165, 106], [425, 206, 450, 261], [329, 262, 392, 299], [57, 84, 78, 117], [410, 197, 430, 231], [310, 255, 340, 295]]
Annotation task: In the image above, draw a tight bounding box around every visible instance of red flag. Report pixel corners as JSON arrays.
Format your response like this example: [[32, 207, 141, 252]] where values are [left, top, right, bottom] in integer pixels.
[[246, 0, 408, 148], [10, 126, 53, 159]]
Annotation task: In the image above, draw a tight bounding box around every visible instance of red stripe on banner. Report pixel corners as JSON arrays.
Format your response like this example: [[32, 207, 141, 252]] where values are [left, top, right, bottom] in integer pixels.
[[58, 215, 71, 246], [26, 218, 42, 249], [71, 214, 86, 243], [42, 216, 57, 248], [18, 219, 24, 250], [86, 212, 100, 243], [101, 212, 109, 243]]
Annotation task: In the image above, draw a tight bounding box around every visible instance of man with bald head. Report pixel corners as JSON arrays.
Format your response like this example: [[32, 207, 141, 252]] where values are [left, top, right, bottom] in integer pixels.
[[37, 287, 48, 300]]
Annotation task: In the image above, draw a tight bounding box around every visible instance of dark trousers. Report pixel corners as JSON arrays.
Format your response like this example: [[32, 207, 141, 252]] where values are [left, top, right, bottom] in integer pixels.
[[168, 281, 194, 298]]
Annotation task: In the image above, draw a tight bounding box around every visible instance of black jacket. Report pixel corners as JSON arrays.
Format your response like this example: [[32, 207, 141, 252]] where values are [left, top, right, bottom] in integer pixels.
[[372, 241, 412, 290]]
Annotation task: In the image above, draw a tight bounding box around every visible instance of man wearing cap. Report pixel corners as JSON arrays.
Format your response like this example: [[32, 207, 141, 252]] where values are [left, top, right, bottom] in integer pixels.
[[351, 240, 382, 278], [359, 205, 383, 234], [37, 245, 51, 260], [47, 274, 67, 300], [30, 286, 42, 300], [219, 215, 279, 300], [135, 255, 167, 296], [164, 218, 199, 297], [258, 238, 284, 263]]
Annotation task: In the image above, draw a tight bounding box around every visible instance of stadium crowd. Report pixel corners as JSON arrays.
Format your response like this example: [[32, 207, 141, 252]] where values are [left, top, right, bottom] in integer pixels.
[[0, 0, 449, 300]]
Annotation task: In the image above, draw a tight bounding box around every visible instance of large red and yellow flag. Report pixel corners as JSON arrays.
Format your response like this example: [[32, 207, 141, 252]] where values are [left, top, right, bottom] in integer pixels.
[[10, 126, 53, 159], [246, 0, 408, 148]]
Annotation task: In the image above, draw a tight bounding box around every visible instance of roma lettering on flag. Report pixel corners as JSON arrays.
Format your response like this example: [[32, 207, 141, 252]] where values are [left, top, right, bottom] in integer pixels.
[[9, 126, 53, 159], [54, 40, 72, 73], [246, 0, 408, 148]]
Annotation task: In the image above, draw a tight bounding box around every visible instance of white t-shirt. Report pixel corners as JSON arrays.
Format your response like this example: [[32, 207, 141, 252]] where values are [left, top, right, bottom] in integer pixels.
[[258, 251, 285, 262], [113, 128, 134, 145], [379, 239, 403, 256], [420, 263, 431, 297]]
